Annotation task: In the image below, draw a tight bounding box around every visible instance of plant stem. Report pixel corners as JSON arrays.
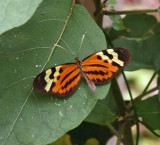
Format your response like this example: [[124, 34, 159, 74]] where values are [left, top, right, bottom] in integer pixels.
[[111, 78, 127, 116], [123, 121, 134, 145], [116, 123, 125, 145], [103, 8, 158, 15], [93, 0, 103, 27], [111, 79, 134, 145], [142, 70, 158, 94], [122, 71, 139, 145]]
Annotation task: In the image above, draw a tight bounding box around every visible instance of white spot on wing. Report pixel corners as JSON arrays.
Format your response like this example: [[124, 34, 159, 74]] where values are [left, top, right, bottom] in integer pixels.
[[96, 52, 112, 63], [44, 66, 61, 92], [107, 49, 124, 66], [44, 69, 53, 92], [45, 79, 53, 92]]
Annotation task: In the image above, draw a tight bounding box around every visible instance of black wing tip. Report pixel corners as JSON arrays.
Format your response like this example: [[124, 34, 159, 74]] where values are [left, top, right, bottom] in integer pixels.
[[112, 47, 131, 67], [33, 72, 48, 94]]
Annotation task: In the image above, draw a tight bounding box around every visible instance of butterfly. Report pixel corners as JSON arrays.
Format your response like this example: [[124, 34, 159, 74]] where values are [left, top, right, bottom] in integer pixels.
[[33, 47, 131, 97]]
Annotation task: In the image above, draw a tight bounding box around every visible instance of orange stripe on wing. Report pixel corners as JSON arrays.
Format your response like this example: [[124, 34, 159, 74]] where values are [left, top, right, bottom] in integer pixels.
[[54, 68, 81, 97], [82, 65, 115, 84]]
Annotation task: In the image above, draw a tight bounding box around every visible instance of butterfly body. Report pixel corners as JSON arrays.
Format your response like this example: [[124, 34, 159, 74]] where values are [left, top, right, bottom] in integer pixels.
[[33, 48, 131, 97]]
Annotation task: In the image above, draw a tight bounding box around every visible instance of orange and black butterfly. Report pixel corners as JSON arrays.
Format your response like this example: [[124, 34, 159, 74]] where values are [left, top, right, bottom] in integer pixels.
[[33, 47, 131, 97]]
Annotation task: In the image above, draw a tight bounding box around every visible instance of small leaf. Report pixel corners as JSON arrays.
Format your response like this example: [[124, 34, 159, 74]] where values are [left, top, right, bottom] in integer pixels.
[[110, 15, 126, 30], [0, 0, 43, 34], [105, 0, 118, 7], [136, 95, 160, 135], [112, 22, 126, 31]]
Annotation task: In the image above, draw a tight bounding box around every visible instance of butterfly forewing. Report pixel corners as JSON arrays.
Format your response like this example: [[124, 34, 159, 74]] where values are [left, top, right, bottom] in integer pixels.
[[33, 47, 131, 97], [33, 64, 81, 97], [82, 47, 131, 84]]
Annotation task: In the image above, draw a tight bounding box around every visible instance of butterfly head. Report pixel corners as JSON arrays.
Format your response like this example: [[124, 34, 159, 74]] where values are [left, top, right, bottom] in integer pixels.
[[75, 57, 82, 67], [75, 57, 79, 61]]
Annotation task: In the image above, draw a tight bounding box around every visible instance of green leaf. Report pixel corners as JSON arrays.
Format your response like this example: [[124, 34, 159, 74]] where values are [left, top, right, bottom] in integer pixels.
[[136, 95, 160, 135], [0, 0, 43, 35], [123, 14, 157, 38], [153, 24, 160, 35], [158, 6, 160, 14], [85, 90, 117, 125], [110, 15, 126, 31], [109, 14, 158, 40], [113, 34, 160, 71], [0, 0, 109, 145], [105, 0, 118, 7]]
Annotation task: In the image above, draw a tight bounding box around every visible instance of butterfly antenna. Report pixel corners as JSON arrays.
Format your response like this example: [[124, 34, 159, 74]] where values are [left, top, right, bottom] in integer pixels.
[[61, 39, 76, 58], [78, 31, 87, 55], [54, 44, 70, 53]]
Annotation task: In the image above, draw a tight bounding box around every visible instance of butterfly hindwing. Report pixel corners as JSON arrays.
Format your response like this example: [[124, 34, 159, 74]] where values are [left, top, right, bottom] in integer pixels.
[[82, 47, 131, 84], [33, 64, 81, 97], [33, 47, 131, 97]]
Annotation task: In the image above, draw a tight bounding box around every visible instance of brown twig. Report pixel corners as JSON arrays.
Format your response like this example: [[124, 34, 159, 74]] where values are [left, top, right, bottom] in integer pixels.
[[103, 8, 158, 15]]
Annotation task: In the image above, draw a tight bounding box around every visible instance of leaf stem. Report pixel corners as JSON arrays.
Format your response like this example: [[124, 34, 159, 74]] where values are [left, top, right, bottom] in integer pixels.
[[136, 69, 159, 102], [103, 8, 158, 15], [107, 124, 119, 137], [142, 70, 158, 94], [135, 86, 159, 102]]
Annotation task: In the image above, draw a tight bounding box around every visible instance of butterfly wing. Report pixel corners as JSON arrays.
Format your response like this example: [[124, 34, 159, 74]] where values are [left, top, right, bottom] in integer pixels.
[[33, 63, 81, 97], [82, 47, 131, 84]]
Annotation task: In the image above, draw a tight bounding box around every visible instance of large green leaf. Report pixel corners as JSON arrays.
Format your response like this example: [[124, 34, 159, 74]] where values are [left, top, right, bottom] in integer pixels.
[[113, 34, 160, 71], [85, 90, 117, 125], [0, 0, 109, 145], [0, 0, 43, 35], [136, 95, 160, 135]]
